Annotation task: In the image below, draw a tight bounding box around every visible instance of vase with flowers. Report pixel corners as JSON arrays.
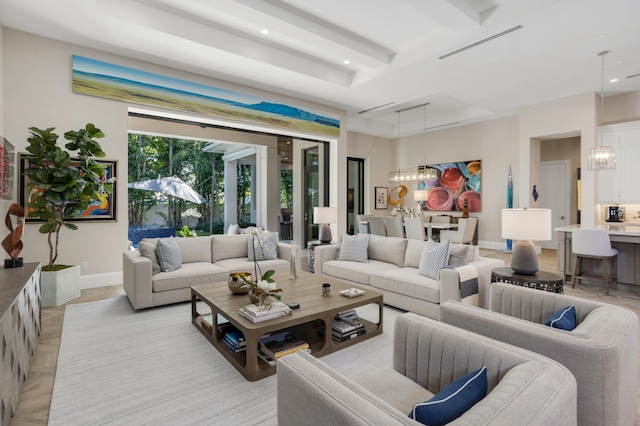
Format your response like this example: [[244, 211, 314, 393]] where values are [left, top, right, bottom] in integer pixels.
[[239, 227, 283, 309]]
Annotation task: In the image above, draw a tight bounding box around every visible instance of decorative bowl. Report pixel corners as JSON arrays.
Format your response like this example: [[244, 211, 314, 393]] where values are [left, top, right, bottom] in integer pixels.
[[228, 272, 251, 294]]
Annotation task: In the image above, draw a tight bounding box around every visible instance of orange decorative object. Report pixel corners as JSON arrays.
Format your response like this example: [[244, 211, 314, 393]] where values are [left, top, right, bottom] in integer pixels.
[[388, 185, 408, 207], [2, 203, 25, 266]]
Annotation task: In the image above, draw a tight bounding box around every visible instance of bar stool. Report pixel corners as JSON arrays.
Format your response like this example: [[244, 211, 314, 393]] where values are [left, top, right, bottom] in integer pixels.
[[572, 228, 617, 295]]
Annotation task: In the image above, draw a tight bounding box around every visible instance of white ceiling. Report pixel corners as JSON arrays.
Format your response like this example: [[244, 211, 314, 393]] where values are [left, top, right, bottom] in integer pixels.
[[2, 0, 640, 138]]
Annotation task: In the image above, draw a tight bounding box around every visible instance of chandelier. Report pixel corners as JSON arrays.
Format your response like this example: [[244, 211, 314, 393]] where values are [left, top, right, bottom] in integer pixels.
[[388, 166, 438, 183], [588, 50, 616, 171]]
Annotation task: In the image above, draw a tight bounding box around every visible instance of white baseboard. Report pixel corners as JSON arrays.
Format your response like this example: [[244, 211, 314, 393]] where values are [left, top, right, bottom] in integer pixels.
[[478, 240, 542, 254], [80, 272, 123, 289]]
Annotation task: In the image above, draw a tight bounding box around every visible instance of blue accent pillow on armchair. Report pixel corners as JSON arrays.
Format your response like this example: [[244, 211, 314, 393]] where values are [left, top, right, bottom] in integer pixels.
[[544, 305, 577, 331], [409, 366, 487, 426]]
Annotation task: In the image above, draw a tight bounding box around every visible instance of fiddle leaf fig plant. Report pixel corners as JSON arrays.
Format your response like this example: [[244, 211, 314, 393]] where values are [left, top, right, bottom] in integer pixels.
[[24, 123, 115, 270]]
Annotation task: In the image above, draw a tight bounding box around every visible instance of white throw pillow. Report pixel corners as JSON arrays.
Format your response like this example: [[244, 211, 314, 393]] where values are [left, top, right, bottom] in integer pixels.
[[227, 224, 240, 235], [419, 240, 451, 279], [247, 231, 278, 260], [338, 234, 370, 263]]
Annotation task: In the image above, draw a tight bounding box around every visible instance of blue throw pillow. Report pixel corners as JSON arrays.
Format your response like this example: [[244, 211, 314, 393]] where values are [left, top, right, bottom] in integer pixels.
[[544, 305, 577, 331], [409, 367, 487, 426]]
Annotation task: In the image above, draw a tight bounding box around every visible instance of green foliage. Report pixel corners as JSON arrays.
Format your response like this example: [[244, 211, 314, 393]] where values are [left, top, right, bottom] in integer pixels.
[[178, 225, 197, 237], [24, 124, 116, 269]]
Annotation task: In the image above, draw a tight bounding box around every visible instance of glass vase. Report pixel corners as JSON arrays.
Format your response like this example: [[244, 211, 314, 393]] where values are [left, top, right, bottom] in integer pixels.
[[258, 292, 272, 310]]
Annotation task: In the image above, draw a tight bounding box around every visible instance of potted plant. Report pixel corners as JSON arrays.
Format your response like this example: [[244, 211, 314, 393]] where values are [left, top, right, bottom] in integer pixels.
[[23, 123, 115, 306]]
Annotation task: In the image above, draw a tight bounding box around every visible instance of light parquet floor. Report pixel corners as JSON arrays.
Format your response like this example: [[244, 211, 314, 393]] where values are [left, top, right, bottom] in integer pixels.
[[10, 250, 640, 425]]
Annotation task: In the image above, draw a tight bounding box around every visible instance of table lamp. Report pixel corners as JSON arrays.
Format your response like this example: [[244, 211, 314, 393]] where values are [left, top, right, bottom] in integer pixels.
[[501, 208, 552, 274], [314, 207, 337, 243], [414, 190, 428, 213]]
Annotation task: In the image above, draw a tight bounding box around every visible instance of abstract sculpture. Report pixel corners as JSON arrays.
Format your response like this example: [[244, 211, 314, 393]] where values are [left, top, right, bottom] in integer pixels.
[[2, 203, 25, 268]]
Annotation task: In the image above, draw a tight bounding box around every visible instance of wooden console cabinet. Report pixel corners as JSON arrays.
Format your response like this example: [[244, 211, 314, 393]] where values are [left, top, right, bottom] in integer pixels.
[[0, 263, 41, 425]]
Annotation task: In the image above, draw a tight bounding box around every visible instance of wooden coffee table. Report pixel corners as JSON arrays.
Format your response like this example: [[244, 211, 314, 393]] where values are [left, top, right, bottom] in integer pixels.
[[191, 271, 383, 381]]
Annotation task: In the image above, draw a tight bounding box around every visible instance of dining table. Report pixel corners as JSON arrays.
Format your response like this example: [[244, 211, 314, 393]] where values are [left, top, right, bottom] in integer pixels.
[[358, 219, 458, 241]]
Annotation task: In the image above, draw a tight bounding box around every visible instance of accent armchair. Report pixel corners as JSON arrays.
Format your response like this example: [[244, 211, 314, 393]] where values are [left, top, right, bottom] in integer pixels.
[[440, 282, 638, 426], [277, 312, 577, 425]]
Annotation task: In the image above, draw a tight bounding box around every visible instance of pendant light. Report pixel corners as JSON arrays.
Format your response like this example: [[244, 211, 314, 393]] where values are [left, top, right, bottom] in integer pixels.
[[588, 50, 616, 171]]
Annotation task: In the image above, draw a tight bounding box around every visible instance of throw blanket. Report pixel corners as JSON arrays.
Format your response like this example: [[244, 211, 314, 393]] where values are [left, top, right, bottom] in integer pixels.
[[445, 264, 479, 304]]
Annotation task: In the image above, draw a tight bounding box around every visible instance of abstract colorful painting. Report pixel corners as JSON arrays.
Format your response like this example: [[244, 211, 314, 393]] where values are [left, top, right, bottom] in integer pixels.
[[20, 155, 117, 222], [417, 160, 482, 212]]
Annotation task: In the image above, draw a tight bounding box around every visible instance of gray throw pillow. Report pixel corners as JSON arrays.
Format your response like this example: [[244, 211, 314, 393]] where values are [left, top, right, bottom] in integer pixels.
[[247, 231, 278, 261], [448, 243, 470, 265], [337, 234, 370, 263], [138, 239, 161, 275], [156, 238, 183, 272], [419, 239, 451, 279]]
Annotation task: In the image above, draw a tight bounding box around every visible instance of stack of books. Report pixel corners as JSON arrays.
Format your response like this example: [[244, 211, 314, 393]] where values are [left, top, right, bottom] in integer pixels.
[[238, 301, 293, 323], [223, 330, 246, 353], [331, 310, 366, 342], [259, 331, 309, 361]]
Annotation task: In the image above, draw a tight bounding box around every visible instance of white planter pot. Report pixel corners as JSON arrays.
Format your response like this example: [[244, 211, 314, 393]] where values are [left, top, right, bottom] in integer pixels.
[[41, 265, 81, 307]]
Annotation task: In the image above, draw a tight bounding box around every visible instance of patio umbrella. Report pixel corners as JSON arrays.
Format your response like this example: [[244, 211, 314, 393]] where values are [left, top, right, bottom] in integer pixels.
[[128, 176, 207, 204]]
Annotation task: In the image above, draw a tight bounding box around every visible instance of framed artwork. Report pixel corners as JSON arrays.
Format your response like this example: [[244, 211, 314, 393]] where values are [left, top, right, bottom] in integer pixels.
[[20, 154, 117, 222], [417, 160, 482, 212], [0, 137, 16, 200], [375, 186, 388, 209]]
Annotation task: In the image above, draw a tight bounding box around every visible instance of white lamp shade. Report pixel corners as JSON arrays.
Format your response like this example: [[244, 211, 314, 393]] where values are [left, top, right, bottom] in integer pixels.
[[501, 208, 552, 241], [414, 190, 428, 201], [314, 207, 337, 224]]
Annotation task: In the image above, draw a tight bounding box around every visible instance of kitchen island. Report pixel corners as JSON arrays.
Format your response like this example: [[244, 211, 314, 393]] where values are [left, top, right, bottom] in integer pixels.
[[556, 224, 640, 289]]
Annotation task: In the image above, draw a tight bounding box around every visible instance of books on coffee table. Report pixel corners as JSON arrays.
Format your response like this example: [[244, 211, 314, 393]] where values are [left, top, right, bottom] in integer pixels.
[[259, 331, 309, 359], [239, 301, 293, 323]]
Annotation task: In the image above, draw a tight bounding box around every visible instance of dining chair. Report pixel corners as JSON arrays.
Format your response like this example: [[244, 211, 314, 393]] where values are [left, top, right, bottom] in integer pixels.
[[368, 216, 387, 236], [432, 215, 452, 223], [440, 217, 477, 244], [385, 216, 404, 238], [404, 216, 426, 240], [356, 214, 371, 234]]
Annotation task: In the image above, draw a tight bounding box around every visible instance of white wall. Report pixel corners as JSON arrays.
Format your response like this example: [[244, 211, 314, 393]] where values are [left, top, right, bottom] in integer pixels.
[[0, 23, 7, 224], [395, 115, 519, 248], [2, 28, 344, 284], [346, 131, 396, 215], [519, 93, 598, 225]]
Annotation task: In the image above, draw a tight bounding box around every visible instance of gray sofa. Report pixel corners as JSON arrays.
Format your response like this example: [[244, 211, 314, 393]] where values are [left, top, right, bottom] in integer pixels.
[[277, 312, 577, 425], [440, 282, 639, 426], [314, 235, 504, 319], [123, 234, 291, 310]]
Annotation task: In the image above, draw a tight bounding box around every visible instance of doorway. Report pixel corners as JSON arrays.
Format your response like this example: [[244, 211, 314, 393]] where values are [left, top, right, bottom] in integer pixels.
[[302, 143, 329, 245], [347, 158, 365, 235], [540, 160, 570, 249]]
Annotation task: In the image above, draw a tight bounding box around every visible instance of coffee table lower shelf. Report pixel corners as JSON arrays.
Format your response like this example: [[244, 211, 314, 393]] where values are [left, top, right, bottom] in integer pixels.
[[191, 274, 383, 381]]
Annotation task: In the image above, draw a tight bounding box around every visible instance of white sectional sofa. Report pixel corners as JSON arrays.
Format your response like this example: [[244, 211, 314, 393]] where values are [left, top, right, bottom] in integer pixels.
[[123, 234, 291, 310], [314, 234, 504, 319]]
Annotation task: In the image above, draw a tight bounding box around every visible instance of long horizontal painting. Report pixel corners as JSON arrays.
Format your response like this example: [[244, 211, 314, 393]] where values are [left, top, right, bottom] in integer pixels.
[[418, 160, 481, 212], [72, 56, 340, 137]]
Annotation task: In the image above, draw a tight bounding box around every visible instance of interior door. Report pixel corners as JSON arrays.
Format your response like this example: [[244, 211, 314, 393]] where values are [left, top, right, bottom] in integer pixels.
[[540, 161, 569, 250]]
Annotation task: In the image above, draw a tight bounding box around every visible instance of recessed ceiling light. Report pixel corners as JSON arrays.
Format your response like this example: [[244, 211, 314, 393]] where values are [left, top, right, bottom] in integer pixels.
[[286, 141, 291, 144], [617, 60, 624, 65], [596, 33, 607, 39], [261, 29, 269, 35], [343, 59, 350, 65], [610, 78, 619, 83]]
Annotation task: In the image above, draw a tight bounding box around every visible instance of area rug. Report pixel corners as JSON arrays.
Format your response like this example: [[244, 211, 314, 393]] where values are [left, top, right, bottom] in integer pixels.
[[48, 296, 400, 425]]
